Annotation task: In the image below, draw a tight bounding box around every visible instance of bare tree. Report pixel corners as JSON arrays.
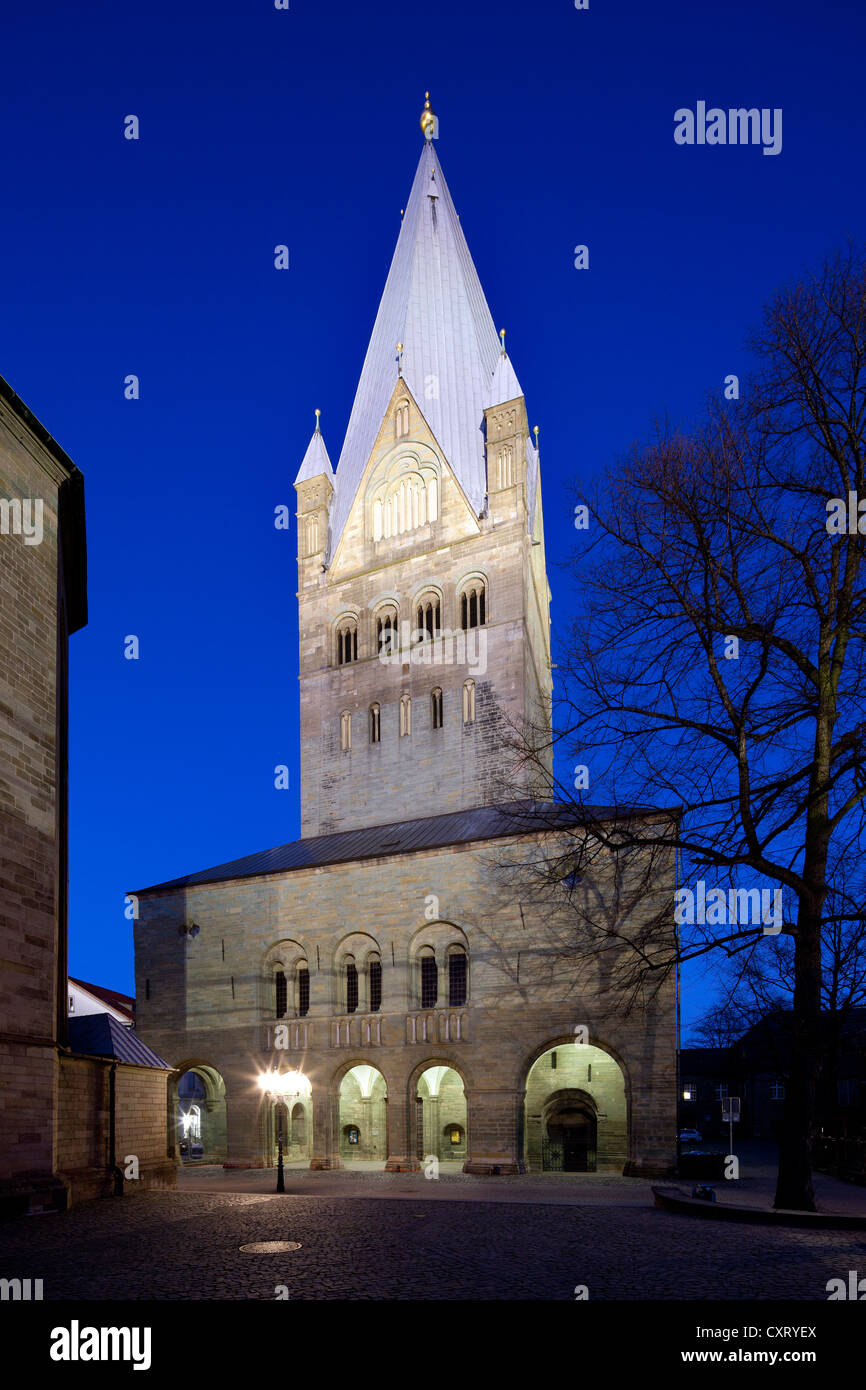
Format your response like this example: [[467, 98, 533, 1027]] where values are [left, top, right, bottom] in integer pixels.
[[497, 245, 866, 1211]]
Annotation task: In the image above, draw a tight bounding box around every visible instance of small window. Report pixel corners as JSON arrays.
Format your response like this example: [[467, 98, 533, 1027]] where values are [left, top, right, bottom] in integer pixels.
[[395, 400, 410, 438], [448, 949, 467, 1006], [369, 958, 382, 1012], [771, 1081, 786, 1101], [400, 693, 411, 737], [551, 1051, 557, 1070], [376, 608, 398, 656], [275, 969, 287, 1019], [346, 1124, 360, 1145], [298, 965, 310, 1018], [431, 687, 443, 729], [415, 595, 441, 640], [68, 994, 75, 1013], [714, 1083, 728, 1101], [370, 703, 380, 743], [346, 959, 358, 1014], [340, 710, 352, 751], [462, 679, 476, 724], [420, 952, 437, 1008], [337, 620, 358, 665], [305, 515, 319, 555], [460, 580, 487, 630], [449, 1126, 463, 1146], [682, 1083, 697, 1102]]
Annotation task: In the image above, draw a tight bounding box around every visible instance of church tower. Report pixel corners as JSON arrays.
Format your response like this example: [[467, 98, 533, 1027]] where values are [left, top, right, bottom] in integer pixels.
[[295, 97, 552, 838]]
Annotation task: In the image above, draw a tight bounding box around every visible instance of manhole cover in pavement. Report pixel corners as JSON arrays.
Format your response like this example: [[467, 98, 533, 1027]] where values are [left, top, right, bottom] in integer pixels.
[[239, 1241, 302, 1254]]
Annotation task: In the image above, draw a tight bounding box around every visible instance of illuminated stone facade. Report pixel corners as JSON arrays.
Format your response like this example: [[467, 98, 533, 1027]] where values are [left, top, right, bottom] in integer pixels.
[[134, 125, 677, 1180]]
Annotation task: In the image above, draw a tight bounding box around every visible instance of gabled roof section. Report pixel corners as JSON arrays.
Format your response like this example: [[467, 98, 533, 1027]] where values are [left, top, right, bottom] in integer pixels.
[[329, 140, 503, 549], [295, 423, 334, 485], [69, 977, 135, 1023]]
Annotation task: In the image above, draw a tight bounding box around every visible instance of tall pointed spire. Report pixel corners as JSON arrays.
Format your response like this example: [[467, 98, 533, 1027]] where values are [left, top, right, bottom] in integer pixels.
[[295, 409, 334, 484], [487, 329, 523, 408], [328, 112, 507, 548]]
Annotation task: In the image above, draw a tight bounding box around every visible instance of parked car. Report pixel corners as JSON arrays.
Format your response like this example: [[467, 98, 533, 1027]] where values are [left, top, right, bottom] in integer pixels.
[[679, 1128, 703, 1143]]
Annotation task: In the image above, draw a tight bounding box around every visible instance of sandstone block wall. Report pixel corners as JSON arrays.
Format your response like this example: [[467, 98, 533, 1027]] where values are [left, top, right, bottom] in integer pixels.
[[135, 832, 678, 1178]]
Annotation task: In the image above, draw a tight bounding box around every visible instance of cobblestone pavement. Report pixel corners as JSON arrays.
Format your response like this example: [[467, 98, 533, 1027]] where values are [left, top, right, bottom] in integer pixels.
[[1, 1189, 865, 1300], [176, 1143, 866, 1215]]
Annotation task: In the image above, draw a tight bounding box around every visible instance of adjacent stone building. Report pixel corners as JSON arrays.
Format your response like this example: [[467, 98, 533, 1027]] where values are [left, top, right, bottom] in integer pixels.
[[133, 101, 678, 1178], [0, 374, 174, 1215]]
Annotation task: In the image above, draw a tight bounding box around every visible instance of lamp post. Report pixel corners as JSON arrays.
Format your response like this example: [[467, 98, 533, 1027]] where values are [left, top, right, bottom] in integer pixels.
[[257, 1070, 311, 1194]]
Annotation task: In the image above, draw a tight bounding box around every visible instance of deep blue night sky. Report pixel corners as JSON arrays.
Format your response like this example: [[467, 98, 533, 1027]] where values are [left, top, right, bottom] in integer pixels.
[[1, 0, 862, 1034]]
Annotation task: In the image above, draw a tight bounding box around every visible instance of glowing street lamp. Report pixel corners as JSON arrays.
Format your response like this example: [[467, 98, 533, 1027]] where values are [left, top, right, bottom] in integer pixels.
[[257, 1070, 311, 1193]]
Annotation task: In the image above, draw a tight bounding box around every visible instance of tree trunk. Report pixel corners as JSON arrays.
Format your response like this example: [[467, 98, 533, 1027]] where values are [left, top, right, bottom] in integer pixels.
[[773, 898, 823, 1211]]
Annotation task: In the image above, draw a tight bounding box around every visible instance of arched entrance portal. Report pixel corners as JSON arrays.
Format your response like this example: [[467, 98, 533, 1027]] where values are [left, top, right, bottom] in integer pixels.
[[173, 1065, 227, 1163], [524, 1044, 627, 1174], [543, 1092, 597, 1172], [338, 1065, 387, 1162], [261, 1071, 313, 1166], [415, 1065, 467, 1165]]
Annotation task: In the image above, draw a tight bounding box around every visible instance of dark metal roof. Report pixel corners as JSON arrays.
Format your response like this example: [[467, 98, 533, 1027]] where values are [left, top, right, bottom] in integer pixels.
[[67, 1014, 172, 1069], [135, 799, 660, 895]]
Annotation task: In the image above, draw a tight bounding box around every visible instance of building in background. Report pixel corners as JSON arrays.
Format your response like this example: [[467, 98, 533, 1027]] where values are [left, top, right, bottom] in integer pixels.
[[680, 1010, 866, 1146], [68, 977, 135, 1026]]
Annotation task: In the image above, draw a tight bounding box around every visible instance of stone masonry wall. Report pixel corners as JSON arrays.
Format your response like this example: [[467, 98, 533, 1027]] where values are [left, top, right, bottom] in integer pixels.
[[134, 832, 678, 1177], [56, 1055, 175, 1206], [0, 398, 64, 1204]]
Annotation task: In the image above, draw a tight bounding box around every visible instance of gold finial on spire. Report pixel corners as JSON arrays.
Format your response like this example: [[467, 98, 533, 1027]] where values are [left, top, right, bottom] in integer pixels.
[[533, 425, 540, 447], [499, 328, 506, 353], [396, 342, 404, 377], [420, 91, 436, 141], [314, 408, 321, 431]]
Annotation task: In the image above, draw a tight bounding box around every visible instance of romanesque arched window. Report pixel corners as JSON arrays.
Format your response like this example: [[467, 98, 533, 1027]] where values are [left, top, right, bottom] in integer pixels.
[[431, 687, 443, 730], [297, 962, 309, 1018], [340, 710, 352, 751], [448, 946, 468, 1006], [400, 694, 411, 737], [395, 399, 410, 439], [415, 592, 441, 640], [305, 514, 319, 555], [369, 703, 380, 744], [369, 955, 382, 1012], [375, 604, 398, 657], [463, 679, 476, 724], [459, 578, 487, 630], [371, 460, 439, 541], [275, 969, 287, 1019], [336, 618, 358, 665], [263, 941, 307, 1022], [420, 948, 438, 1008], [345, 957, 359, 1014]]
